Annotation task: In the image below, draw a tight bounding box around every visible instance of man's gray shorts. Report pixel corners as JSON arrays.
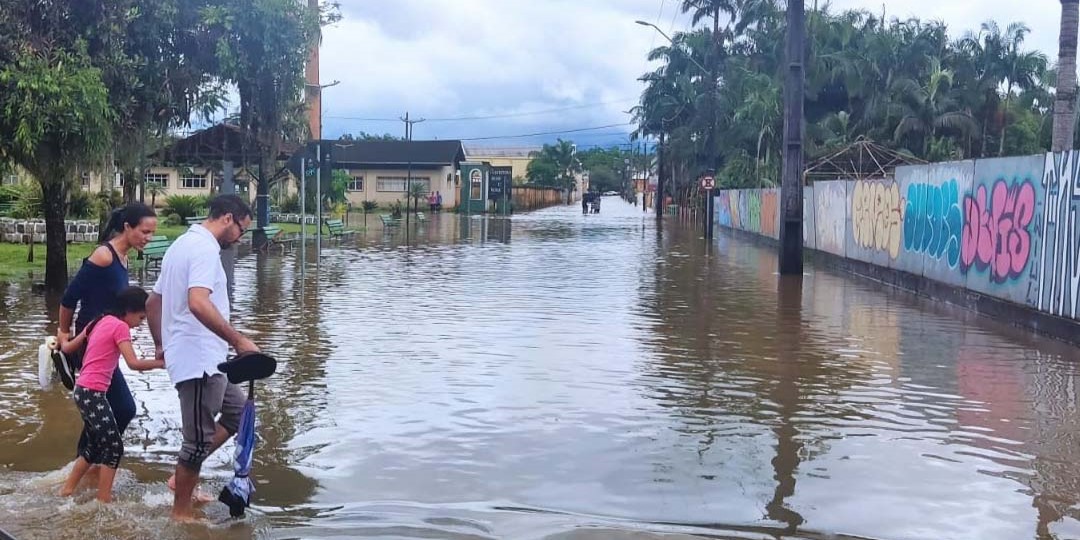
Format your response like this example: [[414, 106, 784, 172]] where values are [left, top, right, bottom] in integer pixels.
[[176, 373, 245, 469]]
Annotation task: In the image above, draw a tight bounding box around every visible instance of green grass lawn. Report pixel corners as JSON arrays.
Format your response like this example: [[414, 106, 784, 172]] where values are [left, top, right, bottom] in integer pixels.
[[0, 220, 358, 278], [0, 242, 98, 279]]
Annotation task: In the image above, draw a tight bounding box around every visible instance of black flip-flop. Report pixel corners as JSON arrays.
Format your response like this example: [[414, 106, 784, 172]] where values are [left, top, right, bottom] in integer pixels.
[[50, 350, 76, 391], [217, 352, 277, 384]]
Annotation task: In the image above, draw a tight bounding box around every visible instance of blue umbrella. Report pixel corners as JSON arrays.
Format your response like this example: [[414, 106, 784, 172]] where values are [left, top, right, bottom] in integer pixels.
[[217, 353, 277, 518], [218, 392, 256, 517]]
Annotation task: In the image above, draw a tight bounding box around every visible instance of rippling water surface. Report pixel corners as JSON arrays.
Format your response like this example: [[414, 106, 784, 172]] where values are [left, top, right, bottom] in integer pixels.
[[1, 199, 1079, 540]]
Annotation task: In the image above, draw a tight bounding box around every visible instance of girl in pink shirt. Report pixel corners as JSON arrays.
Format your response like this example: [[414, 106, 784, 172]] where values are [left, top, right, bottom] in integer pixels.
[[60, 286, 164, 502]]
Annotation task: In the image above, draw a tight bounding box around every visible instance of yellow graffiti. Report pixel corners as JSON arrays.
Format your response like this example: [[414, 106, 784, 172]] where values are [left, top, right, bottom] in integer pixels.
[[852, 180, 905, 259]]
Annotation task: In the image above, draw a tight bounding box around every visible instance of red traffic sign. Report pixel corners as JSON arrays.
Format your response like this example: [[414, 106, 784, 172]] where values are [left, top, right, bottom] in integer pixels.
[[700, 176, 715, 190]]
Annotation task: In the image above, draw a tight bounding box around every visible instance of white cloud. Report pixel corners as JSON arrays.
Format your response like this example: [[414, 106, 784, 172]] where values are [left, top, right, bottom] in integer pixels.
[[316, 0, 1068, 147], [825, 0, 1061, 57]]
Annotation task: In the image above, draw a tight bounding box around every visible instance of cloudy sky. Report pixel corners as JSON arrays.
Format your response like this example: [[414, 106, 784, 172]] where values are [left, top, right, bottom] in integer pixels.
[[317, 0, 1064, 149]]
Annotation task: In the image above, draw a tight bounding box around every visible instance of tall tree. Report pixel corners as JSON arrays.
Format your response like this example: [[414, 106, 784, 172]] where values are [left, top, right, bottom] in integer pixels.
[[997, 23, 1047, 155], [0, 45, 113, 290], [1053, 0, 1080, 152], [203, 0, 324, 230], [527, 139, 583, 203]]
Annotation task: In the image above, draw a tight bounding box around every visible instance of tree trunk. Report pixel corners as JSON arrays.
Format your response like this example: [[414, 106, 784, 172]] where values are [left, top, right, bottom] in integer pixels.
[[40, 179, 68, 292], [26, 217, 33, 263], [999, 87, 1011, 156], [1053, 0, 1080, 152], [123, 165, 137, 203]]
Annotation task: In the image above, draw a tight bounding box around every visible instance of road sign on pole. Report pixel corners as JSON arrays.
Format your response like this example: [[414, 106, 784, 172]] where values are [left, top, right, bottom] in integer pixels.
[[700, 176, 715, 190]]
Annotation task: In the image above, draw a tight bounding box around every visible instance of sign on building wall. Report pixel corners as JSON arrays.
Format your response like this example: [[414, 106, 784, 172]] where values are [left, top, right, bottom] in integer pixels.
[[489, 167, 512, 200]]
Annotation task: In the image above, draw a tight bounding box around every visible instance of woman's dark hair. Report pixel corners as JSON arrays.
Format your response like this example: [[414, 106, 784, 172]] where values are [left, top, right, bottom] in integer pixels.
[[104, 203, 156, 238], [104, 286, 149, 318]]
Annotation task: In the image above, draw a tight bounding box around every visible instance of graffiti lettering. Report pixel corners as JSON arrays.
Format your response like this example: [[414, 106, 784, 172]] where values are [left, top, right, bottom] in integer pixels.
[[746, 191, 761, 233], [761, 190, 779, 238], [852, 180, 904, 259], [1030, 152, 1080, 317], [732, 191, 743, 230], [960, 179, 1035, 282], [716, 193, 732, 228], [903, 179, 962, 267], [815, 182, 846, 255]]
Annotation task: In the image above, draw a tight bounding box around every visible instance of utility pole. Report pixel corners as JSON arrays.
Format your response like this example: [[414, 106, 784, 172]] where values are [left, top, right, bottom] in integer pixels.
[[316, 143, 322, 255], [635, 141, 643, 212], [655, 133, 665, 220], [778, 0, 805, 275], [400, 112, 426, 228]]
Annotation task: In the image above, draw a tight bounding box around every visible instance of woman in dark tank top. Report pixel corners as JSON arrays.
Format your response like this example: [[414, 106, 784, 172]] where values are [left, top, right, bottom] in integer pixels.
[[57, 203, 158, 463]]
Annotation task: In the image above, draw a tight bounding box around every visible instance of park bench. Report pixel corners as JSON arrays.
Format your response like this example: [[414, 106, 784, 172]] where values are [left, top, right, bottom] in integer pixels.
[[414, 212, 426, 223], [379, 214, 400, 227], [142, 235, 171, 268], [255, 225, 296, 251], [187, 215, 208, 226], [323, 218, 356, 239]]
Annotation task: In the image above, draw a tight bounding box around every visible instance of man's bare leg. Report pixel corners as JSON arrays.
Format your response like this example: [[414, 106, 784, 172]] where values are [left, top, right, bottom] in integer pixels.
[[170, 423, 232, 520], [170, 462, 200, 521]]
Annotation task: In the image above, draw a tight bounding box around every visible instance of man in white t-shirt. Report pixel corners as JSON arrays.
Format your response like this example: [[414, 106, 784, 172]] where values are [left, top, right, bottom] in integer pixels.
[[146, 194, 258, 521]]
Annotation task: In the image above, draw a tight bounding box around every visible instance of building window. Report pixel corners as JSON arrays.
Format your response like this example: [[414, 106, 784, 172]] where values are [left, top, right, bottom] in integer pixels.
[[470, 169, 483, 200], [180, 171, 208, 189], [347, 176, 364, 191], [80, 172, 91, 189], [2, 174, 16, 186], [376, 176, 430, 192], [145, 172, 169, 187], [116, 172, 125, 187]]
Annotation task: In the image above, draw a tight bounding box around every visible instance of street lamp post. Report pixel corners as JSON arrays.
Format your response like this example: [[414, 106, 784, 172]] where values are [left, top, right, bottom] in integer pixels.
[[635, 20, 710, 225], [635, 21, 709, 74], [304, 80, 339, 259]]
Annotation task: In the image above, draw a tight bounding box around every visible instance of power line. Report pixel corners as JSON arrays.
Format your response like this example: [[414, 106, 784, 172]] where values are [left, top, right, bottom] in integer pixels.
[[324, 98, 637, 123], [459, 123, 632, 141], [424, 99, 636, 122]]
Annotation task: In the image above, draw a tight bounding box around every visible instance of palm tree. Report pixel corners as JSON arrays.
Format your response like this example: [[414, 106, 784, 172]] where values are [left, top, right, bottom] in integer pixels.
[[997, 23, 1048, 155], [891, 58, 977, 157], [407, 180, 427, 217], [1053, 0, 1080, 152], [10, 182, 41, 262], [146, 181, 166, 208], [733, 69, 781, 176]]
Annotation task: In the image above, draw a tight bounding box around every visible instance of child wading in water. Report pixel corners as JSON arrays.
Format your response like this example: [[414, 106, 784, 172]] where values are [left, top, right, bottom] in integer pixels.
[[60, 286, 165, 502]]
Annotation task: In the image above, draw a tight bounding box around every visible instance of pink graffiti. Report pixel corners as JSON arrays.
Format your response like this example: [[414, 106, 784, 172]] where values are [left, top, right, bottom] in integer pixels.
[[960, 179, 1036, 283]]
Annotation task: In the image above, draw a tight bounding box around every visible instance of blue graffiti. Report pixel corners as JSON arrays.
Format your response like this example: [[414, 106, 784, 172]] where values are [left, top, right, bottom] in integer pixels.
[[903, 179, 962, 267], [716, 194, 732, 227]]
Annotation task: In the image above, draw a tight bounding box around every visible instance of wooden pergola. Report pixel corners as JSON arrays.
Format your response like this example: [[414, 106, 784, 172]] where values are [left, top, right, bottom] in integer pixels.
[[803, 138, 927, 183], [152, 123, 298, 168]]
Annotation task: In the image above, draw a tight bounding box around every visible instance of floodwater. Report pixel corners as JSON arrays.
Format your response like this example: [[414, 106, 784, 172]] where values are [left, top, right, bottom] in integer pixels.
[[1, 198, 1080, 540]]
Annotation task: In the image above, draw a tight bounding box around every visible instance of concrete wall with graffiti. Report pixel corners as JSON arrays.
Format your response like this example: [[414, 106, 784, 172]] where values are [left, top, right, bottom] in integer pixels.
[[713, 151, 1080, 322], [714, 188, 781, 239]]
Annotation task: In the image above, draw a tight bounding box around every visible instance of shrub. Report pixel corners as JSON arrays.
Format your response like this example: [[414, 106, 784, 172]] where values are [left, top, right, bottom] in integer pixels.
[[280, 194, 300, 213], [362, 200, 378, 212], [193, 194, 212, 210], [67, 188, 95, 219], [165, 213, 183, 226], [164, 195, 203, 222]]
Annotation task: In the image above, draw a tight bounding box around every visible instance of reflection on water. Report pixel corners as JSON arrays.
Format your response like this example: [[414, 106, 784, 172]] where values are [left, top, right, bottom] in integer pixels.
[[1, 199, 1080, 539]]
